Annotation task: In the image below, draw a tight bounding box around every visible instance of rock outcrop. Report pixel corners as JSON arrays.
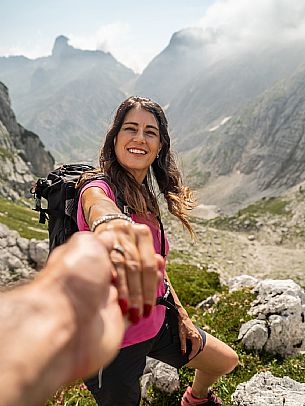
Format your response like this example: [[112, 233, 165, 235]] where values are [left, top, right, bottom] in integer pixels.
[[0, 223, 48, 287], [140, 358, 180, 402], [236, 278, 305, 357], [232, 371, 305, 406], [0, 82, 54, 200]]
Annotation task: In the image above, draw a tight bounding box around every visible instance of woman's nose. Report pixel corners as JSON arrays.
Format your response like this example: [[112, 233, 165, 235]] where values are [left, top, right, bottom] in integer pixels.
[[133, 128, 145, 142]]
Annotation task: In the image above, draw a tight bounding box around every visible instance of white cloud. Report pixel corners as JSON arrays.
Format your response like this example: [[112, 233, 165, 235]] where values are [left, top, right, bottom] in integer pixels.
[[197, 0, 305, 57], [69, 22, 145, 73]]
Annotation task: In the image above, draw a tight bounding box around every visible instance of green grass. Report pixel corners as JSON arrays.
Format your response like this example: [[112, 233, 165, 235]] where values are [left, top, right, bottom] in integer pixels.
[[205, 196, 291, 232], [166, 264, 222, 307], [166, 249, 194, 264], [0, 197, 48, 240], [46, 266, 305, 405], [47, 381, 97, 405], [238, 196, 289, 217]]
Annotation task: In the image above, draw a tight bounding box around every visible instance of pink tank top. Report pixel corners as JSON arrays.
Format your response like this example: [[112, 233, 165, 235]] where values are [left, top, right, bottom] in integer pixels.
[[77, 180, 168, 347]]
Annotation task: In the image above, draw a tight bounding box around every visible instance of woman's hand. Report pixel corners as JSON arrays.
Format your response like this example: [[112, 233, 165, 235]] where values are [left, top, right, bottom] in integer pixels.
[[82, 186, 163, 324], [178, 310, 203, 360], [95, 221, 163, 324]]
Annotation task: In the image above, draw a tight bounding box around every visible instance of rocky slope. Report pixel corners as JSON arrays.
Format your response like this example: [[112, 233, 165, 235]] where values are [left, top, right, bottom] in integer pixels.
[[164, 180, 305, 288], [181, 62, 305, 212], [0, 223, 48, 288], [0, 82, 54, 199]]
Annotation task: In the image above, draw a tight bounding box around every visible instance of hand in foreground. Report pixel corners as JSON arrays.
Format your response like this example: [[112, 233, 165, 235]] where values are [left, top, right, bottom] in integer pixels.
[[178, 311, 203, 360], [0, 232, 125, 406], [43, 231, 126, 379], [94, 222, 164, 324]]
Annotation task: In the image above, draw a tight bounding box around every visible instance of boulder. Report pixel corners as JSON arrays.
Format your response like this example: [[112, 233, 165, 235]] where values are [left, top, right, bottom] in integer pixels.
[[238, 279, 305, 357], [227, 275, 259, 292], [141, 357, 180, 402], [232, 371, 305, 405]]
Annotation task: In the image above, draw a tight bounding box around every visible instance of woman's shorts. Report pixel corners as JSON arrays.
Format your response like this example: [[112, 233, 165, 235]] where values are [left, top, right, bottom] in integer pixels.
[[85, 308, 206, 406]]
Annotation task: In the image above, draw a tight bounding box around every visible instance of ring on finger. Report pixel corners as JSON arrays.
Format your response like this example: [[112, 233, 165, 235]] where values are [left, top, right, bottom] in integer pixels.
[[112, 244, 125, 256]]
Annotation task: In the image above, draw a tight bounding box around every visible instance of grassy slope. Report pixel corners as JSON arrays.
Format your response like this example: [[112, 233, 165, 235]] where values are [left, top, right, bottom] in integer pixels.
[[0, 197, 48, 240]]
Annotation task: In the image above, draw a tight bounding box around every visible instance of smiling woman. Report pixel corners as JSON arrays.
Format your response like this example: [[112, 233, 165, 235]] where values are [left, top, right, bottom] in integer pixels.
[[114, 107, 162, 183], [76, 96, 238, 406]]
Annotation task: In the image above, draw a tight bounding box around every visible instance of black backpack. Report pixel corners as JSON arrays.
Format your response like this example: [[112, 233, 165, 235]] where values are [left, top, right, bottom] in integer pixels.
[[31, 163, 113, 252]]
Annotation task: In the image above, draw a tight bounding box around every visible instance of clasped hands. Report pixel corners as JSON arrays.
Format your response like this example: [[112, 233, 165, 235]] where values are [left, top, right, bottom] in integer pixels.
[[94, 220, 164, 324]]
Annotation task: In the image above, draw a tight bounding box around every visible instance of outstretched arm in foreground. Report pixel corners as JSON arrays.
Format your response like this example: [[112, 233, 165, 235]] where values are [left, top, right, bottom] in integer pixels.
[[0, 232, 125, 406]]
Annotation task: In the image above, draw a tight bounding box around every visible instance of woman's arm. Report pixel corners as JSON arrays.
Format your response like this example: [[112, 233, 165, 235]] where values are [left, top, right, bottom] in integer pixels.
[[164, 270, 203, 360], [82, 187, 163, 322]]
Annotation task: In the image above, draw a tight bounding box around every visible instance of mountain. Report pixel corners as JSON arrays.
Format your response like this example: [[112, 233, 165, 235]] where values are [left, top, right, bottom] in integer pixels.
[[182, 62, 305, 213], [134, 28, 208, 106], [0, 36, 136, 162], [3, 31, 305, 212], [134, 28, 305, 151], [0, 82, 54, 200]]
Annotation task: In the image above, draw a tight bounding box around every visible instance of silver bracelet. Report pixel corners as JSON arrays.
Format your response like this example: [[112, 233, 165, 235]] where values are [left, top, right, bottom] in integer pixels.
[[90, 213, 135, 232]]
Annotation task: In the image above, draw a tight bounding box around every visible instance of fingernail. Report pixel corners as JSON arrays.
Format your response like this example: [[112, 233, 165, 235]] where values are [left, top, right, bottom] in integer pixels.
[[129, 307, 140, 324], [143, 304, 152, 318], [181, 349, 186, 355], [119, 298, 128, 315]]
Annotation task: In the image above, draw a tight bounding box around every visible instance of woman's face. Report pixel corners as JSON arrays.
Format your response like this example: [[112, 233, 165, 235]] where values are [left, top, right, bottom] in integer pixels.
[[114, 107, 161, 183]]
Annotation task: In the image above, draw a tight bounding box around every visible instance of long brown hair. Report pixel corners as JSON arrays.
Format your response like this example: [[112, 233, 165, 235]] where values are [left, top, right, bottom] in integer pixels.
[[82, 96, 196, 237]]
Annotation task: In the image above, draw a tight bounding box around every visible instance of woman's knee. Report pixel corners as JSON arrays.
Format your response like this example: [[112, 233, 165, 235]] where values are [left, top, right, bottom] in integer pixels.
[[187, 333, 239, 375], [223, 348, 239, 373]]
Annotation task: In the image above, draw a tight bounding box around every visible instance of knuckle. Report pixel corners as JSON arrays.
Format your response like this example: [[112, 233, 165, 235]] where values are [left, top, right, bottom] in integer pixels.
[[142, 262, 158, 274], [135, 224, 152, 238], [125, 259, 140, 273]]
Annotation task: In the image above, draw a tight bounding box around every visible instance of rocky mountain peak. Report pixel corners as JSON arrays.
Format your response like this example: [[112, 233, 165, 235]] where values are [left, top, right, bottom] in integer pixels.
[[169, 27, 205, 49], [51, 35, 73, 59]]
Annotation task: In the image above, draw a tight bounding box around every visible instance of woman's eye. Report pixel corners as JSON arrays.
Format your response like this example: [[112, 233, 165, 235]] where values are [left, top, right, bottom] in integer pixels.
[[146, 131, 157, 137], [125, 127, 136, 132]]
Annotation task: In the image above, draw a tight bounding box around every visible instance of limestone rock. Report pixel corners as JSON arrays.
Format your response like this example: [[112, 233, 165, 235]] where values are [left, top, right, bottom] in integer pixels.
[[0, 223, 47, 286], [227, 275, 259, 292], [196, 294, 219, 310], [232, 371, 305, 405], [239, 279, 305, 357], [29, 239, 49, 269], [141, 357, 180, 401], [238, 320, 268, 350]]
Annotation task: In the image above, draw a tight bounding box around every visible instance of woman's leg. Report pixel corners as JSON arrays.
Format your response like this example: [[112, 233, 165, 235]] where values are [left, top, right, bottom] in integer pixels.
[[185, 332, 239, 398]]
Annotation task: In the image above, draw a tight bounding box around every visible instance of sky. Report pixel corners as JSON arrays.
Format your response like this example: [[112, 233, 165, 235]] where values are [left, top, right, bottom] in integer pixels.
[[1, 0, 305, 73], [0, 0, 215, 73]]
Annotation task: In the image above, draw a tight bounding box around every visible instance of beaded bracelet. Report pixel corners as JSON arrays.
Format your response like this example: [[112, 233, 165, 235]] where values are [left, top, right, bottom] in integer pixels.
[[90, 213, 135, 232]]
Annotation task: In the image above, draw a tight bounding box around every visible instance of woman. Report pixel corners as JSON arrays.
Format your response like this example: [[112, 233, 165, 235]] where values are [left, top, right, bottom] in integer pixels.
[[77, 96, 238, 406]]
